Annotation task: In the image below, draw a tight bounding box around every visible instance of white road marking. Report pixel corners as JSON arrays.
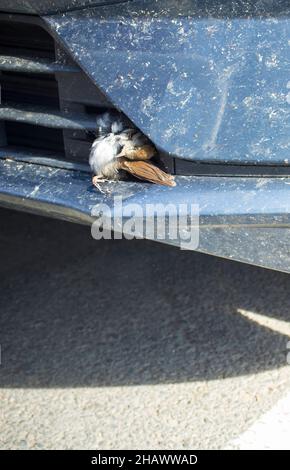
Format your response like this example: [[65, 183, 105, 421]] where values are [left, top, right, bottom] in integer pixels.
[[237, 308, 290, 337], [226, 391, 290, 449]]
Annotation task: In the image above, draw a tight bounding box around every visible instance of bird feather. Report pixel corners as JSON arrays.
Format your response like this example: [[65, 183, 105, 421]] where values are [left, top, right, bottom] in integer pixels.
[[117, 144, 156, 161], [90, 112, 175, 187], [117, 159, 176, 187]]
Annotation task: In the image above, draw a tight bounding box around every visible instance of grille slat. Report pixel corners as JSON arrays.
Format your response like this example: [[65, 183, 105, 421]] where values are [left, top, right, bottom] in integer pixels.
[[0, 13, 118, 164], [0, 55, 79, 74], [0, 103, 97, 131]]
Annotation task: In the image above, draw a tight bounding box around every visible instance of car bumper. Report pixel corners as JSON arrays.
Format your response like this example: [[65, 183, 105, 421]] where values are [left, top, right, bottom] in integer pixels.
[[1, 158, 290, 273]]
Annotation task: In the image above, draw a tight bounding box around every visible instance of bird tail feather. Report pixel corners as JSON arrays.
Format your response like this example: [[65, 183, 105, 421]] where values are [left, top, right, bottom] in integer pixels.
[[118, 159, 176, 187]]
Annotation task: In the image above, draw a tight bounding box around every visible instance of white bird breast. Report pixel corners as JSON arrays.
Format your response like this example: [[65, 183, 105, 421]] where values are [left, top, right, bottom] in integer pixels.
[[89, 134, 121, 175]]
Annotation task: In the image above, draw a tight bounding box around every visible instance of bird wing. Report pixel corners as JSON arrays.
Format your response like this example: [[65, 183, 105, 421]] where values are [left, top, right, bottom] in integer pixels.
[[118, 159, 176, 187], [117, 144, 156, 160]]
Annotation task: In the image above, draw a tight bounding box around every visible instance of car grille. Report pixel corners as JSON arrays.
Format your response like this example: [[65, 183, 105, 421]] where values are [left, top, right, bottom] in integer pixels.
[[0, 13, 116, 168]]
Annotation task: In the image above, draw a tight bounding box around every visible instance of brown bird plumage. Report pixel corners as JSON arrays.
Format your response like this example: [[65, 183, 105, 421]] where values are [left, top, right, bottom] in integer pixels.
[[89, 113, 176, 188], [117, 143, 157, 161], [117, 158, 176, 187]]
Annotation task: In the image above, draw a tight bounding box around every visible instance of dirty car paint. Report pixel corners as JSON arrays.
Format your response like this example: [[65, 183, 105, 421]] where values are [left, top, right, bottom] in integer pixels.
[[45, 0, 290, 165], [1, 159, 290, 272]]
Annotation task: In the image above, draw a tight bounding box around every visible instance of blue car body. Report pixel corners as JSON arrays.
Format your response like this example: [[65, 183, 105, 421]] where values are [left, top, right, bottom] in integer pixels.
[[0, 0, 290, 272]]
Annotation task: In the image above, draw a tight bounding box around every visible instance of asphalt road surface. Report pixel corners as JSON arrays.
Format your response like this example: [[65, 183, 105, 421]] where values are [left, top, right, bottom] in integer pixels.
[[1, 207, 290, 449]]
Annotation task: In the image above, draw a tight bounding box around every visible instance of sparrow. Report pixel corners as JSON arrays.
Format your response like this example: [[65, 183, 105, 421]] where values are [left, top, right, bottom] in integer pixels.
[[89, 112, 176, 189]]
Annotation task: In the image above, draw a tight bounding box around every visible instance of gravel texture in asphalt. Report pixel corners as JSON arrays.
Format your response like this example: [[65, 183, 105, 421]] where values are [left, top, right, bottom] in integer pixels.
[[0, 208, 290, 449]]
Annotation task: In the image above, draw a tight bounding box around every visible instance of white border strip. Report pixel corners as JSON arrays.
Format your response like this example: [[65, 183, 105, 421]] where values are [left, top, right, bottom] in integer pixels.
[[226, 392, 290, 450]]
